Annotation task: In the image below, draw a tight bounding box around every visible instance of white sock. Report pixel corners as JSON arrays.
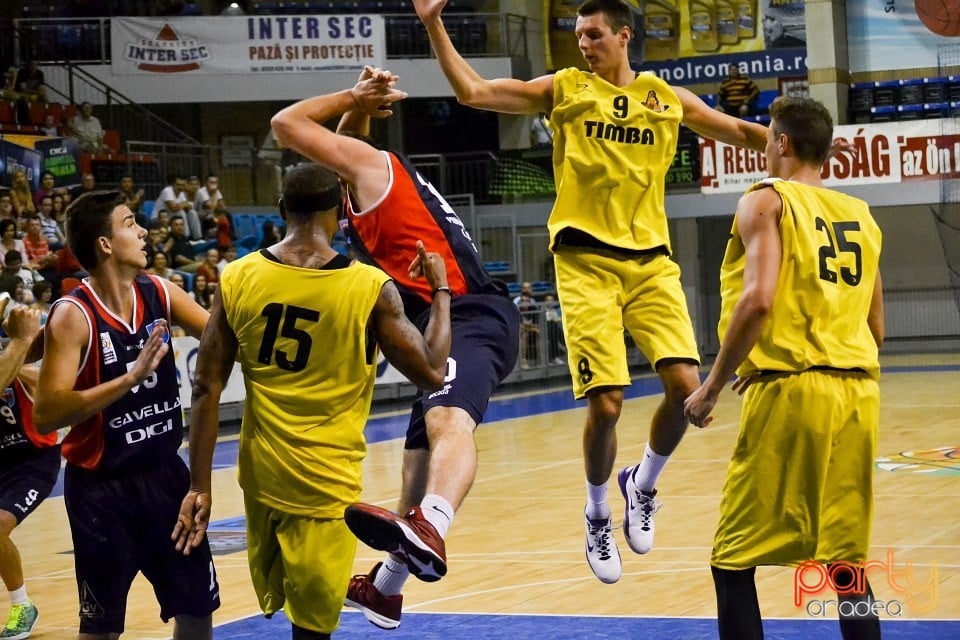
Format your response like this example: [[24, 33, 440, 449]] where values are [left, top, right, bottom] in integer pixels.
[[585, 480, 610, 520], [373, 555, 409, 597], [419, 494, 454, 539], [8, 586, 27, 606], [632, 443, 670, 493]]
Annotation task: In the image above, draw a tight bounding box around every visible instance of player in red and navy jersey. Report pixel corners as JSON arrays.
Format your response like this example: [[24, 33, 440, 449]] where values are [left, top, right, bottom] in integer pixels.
[[272, 67, 520, 629], [34, 191, 219, 640], [0, 306, 53, 639]]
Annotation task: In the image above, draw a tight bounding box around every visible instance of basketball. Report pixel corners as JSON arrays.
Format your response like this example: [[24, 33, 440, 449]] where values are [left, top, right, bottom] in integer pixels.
[[914, 0, 960, 37]]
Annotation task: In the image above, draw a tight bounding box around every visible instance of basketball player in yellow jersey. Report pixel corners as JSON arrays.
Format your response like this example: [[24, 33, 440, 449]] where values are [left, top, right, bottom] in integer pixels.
[[173, 164, 453, 640], [684, 97, 884, 640], [413, 0, 771, 582]]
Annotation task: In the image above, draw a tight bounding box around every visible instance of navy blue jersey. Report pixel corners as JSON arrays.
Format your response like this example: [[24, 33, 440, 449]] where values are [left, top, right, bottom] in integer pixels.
[[344, 151, 509, 320], [0, 378, 57, 466], [52, 275, 182, 474]]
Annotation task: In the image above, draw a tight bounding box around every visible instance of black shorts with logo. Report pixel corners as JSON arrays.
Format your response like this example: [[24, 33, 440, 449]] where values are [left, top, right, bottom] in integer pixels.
[[0, 445, 61, 524], [64, 456, 221, 634], [405, 293, 520, 450]]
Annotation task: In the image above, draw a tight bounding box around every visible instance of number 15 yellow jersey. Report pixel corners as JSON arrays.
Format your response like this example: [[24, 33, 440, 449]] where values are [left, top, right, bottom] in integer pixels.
[[219, 251, 390, 517]]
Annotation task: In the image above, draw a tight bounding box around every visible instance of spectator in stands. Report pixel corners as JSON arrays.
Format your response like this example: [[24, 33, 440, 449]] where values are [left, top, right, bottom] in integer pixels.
[[258, 220, 281, 250], [1, 67, 16, 100], [40, 113, 60, 137], [213, 209, 232, 251], [192, 273, 211, 310], [195, 174, 226, 214], [195, 247, 220, 286], [118, 175, 146, 221], [146, 251, 175, 280], [168, 215, 200, 272], [14, 61, 46, 104], [145, 223, 168, 267], [32, 172, 56, 211], [52, 193, 66, 224], [216, 243, 237, 275], [169, 272, 188, 294], [22, 217, 55, 274], [0, 276, 28, 313], [716, 66, 759, 117], [512, 280, 533, 305], [71, 102, 110, 153], [153, 175, 203, 240], [543, 294, 565, 365], [0, 251, 41, 303], [9, 170, 36, 218], [514, 282, 540, 369], [30, 280, 52, 321], [196, 174, 227, 239], [184, 175, 205, 239], [36, 195, 65, 251], [0, 192, 15, 222], [69, 173, 96, 201], [0, 221, 26, 267]]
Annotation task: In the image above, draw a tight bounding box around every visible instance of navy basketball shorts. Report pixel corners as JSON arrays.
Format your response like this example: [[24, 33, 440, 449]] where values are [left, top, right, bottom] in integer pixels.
[[406, 294, 520, 450], [64, 457, 221, 634], [0, 445, 61, 524]]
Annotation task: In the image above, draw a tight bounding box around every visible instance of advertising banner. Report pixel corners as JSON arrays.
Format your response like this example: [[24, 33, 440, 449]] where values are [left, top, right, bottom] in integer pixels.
[[111, 15, 385, 76], [34, 137, 81, 188], [0, 139, 43, 190], [547, 0, 807, 85], [700, 119, 960, 193], [848, 0, 960, 73]]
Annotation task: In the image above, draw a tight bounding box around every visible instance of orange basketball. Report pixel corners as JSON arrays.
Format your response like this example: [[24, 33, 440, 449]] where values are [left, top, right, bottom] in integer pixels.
[[915, 0, 960, 37]]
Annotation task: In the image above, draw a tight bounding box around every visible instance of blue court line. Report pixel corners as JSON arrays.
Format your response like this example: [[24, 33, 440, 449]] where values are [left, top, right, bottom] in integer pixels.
[[218, 610, 960, 639], [45, 362, 960, 499]]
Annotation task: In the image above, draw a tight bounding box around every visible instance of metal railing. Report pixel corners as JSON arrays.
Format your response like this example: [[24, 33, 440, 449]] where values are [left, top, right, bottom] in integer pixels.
[[11, 12, 525, 64]]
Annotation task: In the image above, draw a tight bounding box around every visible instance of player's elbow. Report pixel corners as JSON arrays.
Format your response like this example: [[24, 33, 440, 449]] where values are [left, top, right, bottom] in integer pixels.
[[270, 113, 295, 147], [422, 367, 447, 391], [32, 403, 60, 435]]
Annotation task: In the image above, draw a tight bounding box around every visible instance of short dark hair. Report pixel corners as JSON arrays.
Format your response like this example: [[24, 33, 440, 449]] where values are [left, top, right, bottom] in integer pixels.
[[66, 190, 126, 271], [769, 97, 834, 165], [281, 163, 341, 219], [578, 0, 633, 35], [32, 279, 52, 300], [4, 249, 21, 265]]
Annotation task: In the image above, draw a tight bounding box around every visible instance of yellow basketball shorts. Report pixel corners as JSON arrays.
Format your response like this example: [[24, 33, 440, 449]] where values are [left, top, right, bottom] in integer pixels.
[[711, 369, 880, 569], [244, 495, 358, 634], [553, 246, 699, 398]]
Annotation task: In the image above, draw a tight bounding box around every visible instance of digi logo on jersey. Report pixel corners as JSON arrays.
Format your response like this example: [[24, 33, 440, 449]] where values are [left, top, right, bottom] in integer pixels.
[[124, 417, 175, 444]]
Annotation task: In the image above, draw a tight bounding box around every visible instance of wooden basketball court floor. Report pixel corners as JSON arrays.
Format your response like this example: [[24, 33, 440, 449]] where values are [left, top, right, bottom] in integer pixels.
[[12, 352, 960, 638]]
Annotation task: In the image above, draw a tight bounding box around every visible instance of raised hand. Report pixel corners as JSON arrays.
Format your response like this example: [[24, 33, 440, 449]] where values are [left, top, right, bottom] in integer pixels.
[[412, 0, 449, 22], [3, 306, 42, 342], [408, 240, 448, 292], [349, 66, 407, 118]]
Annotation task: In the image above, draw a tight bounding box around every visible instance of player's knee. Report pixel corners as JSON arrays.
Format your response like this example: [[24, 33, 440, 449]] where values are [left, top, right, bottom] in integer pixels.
[[586, 388, 623, 426]]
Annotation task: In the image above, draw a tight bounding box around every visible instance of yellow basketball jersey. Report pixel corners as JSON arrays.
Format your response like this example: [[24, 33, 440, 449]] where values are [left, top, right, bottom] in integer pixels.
[[219, 252, 390, 517], [548, 68, 683, 252], [718, 179, 882, 378]]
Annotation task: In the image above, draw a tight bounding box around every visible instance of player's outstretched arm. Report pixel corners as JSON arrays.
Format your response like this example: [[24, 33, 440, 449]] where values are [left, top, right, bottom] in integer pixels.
[[413, 0, 553, 115], [174, 287, 237, 555]]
